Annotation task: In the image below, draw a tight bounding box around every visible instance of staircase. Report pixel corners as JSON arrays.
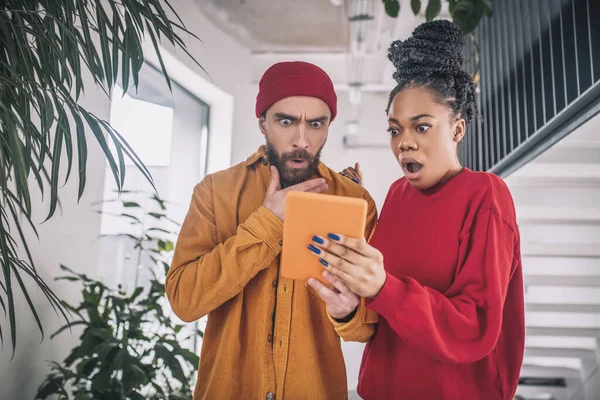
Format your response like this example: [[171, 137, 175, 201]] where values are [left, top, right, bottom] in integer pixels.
[[506, 113, 600, 400]]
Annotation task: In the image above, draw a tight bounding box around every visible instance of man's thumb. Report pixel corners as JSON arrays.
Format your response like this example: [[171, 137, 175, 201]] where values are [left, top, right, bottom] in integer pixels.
[[267, 166, 281, 195]]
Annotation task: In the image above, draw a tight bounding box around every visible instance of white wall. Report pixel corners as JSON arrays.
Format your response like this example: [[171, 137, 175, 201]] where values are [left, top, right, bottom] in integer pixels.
[[0, 1, 254, 399]]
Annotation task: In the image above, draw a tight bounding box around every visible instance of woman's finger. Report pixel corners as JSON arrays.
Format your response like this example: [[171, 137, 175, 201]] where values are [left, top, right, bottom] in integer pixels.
[[354, 163, 363, 181], [311, 235, 364, 265], [326, 233, 382, 259], [309, 245, 360, 280]]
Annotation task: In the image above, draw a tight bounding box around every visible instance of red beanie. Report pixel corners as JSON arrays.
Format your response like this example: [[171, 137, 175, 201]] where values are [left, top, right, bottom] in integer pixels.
[[255, 61, 337, 121]]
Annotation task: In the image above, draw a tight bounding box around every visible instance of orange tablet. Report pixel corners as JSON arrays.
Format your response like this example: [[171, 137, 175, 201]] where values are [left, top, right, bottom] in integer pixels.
[[280, 191, 368, 285]]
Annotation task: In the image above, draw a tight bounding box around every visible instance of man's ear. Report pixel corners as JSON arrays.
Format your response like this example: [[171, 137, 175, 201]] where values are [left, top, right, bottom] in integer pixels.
[[453, 118, 466, 144], [259, 116, 267, 136]]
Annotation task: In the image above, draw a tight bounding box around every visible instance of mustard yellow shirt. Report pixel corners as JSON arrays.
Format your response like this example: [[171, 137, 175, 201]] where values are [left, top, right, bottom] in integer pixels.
[[166, 146, 378, 400]]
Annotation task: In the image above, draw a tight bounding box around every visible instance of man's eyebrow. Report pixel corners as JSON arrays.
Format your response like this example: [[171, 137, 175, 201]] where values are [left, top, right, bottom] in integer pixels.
[[307, 115, 329, 123], [273, 112, 300, 121]]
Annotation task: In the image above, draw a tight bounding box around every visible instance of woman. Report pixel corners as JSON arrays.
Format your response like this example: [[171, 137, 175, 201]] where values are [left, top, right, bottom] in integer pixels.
[[309, 20, 525, 399]]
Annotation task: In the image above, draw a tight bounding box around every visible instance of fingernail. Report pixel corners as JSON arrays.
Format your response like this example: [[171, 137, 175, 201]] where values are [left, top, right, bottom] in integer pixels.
[[312, 236, 324, 244], [351, 178, 359, 184], [328, 233, 340, 241], [320, 259, 328, 267], [308, 244, 321, 255]]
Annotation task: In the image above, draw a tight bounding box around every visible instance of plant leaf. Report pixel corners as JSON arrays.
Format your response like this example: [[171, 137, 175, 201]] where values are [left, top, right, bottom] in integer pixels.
[[410, 0, 421, 15], [425, 0, 442, 21], [47, 108, 65, 221], [384, 0, 401, 18], [482, 0, 493, 17], [452, 0, 485, 34]]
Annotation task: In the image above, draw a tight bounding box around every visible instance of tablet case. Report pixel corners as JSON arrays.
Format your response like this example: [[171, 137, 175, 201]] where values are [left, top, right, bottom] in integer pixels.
[[281, 191, 368, 285]]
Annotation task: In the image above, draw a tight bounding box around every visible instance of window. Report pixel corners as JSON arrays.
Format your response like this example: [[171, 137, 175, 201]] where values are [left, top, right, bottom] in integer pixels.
[[98, 62, 210, 294]]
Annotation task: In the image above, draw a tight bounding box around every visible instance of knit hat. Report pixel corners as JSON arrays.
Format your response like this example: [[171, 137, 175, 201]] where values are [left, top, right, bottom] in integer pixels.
[[255, 61, 337, 121]]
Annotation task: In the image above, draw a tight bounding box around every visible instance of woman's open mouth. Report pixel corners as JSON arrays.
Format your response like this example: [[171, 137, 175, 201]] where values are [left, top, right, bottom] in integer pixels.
[[401, 158, 424, 180]]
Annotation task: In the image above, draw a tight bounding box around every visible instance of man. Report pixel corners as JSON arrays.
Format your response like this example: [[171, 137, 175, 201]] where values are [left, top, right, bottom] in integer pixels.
[[166, 61, 378, 400]]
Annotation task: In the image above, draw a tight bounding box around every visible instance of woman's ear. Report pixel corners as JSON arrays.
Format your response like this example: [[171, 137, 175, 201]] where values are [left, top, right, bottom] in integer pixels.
[[453, 118, 466, 143]]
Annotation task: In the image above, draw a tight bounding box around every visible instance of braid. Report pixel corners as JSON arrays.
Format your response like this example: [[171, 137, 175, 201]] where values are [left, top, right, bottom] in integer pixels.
[[385, 20, 477, 124]]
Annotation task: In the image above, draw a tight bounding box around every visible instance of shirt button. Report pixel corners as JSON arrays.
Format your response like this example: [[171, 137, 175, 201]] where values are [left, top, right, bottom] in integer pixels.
[[262, 158, 269, 166], [272, 279, 278, 288], [267, 333, 273, 342], [266, 393, 275, 400], [279, 240, 283, 246]]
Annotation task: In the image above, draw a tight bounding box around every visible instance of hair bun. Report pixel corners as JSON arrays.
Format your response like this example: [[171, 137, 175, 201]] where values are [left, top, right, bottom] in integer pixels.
[[388, 20, 465, 80]]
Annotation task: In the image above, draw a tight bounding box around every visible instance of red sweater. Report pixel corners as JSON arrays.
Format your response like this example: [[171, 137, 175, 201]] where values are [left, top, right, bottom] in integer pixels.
[[358, 169, 525, 400]]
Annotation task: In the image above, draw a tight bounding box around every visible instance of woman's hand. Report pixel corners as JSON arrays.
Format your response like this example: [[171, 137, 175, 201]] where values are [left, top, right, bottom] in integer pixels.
[[307, 271, 360, 320], [339, 162, 363, 185], [308, 234, 386, 298]]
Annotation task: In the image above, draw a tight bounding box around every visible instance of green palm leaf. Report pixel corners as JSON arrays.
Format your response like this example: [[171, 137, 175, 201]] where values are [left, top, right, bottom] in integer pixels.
[[0, 0, 202, 353]]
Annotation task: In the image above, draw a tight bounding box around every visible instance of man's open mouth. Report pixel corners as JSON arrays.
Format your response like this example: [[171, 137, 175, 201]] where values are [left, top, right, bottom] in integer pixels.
[[288, 158, 309, 167]]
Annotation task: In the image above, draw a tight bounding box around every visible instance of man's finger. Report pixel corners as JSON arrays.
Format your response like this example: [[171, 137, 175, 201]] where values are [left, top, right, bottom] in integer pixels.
[[325, 264, 356, 288], [322, 271, 351, 295], [285, 177, 328, 193], [307, 278, 338, 303], [266, 166, 280, 196], [305, 183, 328, 194]]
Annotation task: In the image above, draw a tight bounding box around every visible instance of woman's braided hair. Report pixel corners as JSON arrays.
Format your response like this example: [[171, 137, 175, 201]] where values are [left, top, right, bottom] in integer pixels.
[[386, 20, 477, 124]]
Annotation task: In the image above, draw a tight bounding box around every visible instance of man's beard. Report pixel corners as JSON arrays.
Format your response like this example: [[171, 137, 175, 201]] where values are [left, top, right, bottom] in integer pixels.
[[266, 139, 325, 187]]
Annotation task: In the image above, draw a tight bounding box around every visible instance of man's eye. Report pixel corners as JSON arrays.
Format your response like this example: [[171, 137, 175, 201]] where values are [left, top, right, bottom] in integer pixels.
[[387, 128, 399, 136], [310, 121, 323, 129], [280, 119, 292, 127]]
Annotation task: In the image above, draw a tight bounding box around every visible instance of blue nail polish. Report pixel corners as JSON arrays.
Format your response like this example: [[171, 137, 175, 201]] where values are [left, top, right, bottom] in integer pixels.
[[312, 236, 324, 244], [328, 233, 340, 241], [308, 244, 321, 255], [320, 259, 328, 267]]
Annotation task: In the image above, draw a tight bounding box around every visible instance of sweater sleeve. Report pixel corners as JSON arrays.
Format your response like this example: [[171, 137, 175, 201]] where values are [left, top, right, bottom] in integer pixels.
[[367, 208, 517, 364], [165, 177, 283, 323]]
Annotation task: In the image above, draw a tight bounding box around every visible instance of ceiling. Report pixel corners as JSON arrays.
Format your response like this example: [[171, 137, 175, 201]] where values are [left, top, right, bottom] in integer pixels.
[[197, 0, 351, 52]]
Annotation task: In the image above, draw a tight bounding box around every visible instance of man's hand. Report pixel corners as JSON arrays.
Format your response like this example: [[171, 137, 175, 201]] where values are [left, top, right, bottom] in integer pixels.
[[263, 166, 328, 220], [339, 162, 363, 186], [307, 271, 360, 321]]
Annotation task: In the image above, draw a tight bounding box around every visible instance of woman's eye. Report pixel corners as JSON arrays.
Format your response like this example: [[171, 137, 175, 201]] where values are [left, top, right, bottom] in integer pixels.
[[279, 119, 292, 127], [310, 121, 323, 129], [417, 125, 430, 133], [387, 128, 399, 136]]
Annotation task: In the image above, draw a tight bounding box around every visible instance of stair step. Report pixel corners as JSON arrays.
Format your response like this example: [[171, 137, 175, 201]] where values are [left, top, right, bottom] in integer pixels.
[[524, 347, 598, 363], [521, 243, 600, 258], [525, 276, 600, 287], [515, 384, 569, 400], [522, 256, 600, 276], [527, 303, 600, 313], [526, 327, 600, 338], [525, 285, 600, 305]]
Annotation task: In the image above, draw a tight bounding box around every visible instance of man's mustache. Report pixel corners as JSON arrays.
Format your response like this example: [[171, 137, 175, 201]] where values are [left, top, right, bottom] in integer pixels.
[[281, 150, 314, 162]]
